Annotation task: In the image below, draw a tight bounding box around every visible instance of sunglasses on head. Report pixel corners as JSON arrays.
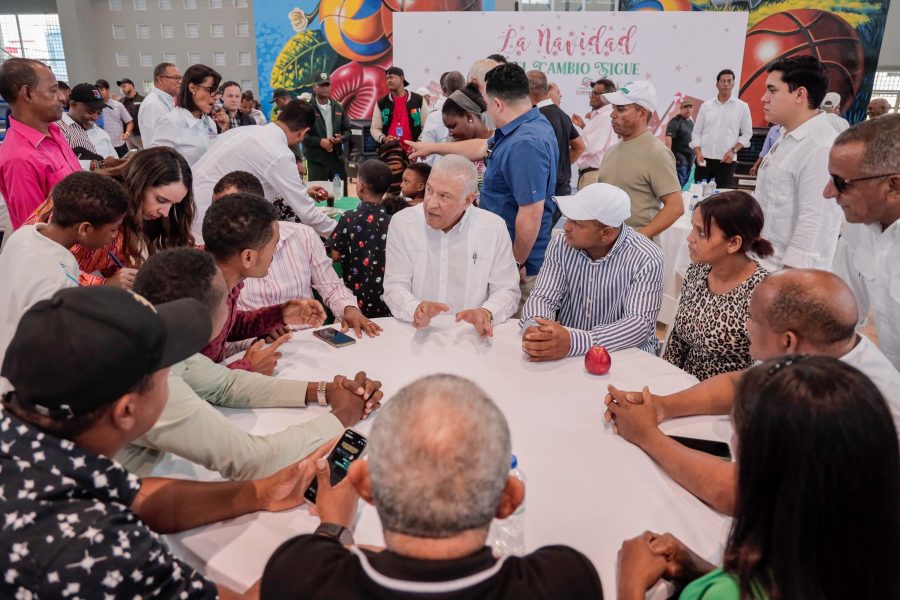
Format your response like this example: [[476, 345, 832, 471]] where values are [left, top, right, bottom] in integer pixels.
[[830, 172, 899, 193]]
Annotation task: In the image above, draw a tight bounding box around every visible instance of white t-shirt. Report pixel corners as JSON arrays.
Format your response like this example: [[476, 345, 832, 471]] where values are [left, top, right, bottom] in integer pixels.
[[0, 224, 80, 363], [317, 100, 333, 139]]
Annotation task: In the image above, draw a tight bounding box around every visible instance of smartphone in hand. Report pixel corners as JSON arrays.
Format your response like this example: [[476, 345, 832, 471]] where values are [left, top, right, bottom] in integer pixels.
[[304, 429, 367, 504]]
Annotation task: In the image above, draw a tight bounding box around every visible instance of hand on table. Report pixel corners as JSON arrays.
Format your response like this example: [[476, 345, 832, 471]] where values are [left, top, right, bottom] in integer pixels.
[[107, 267, 138, 289], [311, 455, 360, 529], [282, 298, 327, 328], [341, 306, 382, 338], [603, 385, 660, 444], [243, 333, 292, 375], [265, 326, 292, 343], [252, 439, 335, 512], [455, 308, 493, 338], [521, 318, 571, 362], [413, 301, 449, 329], [616, 531, 668, 600], [327, 372, 384, 424]]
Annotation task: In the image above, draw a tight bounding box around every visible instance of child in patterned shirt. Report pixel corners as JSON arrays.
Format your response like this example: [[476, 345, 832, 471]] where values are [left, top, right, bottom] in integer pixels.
[[330, 160, 395, 317]]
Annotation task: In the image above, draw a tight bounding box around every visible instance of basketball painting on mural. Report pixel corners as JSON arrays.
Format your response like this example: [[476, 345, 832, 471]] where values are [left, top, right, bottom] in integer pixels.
[[741, 9, 864, 123]]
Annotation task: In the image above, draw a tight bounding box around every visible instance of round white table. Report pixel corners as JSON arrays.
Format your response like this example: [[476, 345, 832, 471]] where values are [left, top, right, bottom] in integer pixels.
[[157, 317, 732, 598]]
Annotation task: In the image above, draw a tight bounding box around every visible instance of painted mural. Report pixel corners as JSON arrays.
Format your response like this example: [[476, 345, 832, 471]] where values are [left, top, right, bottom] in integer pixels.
[[255, 0, 493, 120], [620, 0, 892, 125]]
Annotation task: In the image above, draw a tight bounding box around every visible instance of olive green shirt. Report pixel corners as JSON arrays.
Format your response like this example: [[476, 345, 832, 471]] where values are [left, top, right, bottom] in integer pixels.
[[596, 130, 681, 229], [115, 353, 344, 481]]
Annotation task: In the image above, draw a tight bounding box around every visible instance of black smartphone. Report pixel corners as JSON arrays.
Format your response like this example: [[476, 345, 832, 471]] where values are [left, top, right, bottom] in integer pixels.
[[313, 327, 356, 348], [669, 435, 732, 461], [304, 429, 367, 504]]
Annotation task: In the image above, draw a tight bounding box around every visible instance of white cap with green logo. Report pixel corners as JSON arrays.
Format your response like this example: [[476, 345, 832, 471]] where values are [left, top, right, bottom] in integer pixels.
[[602, 80, 658, 113]]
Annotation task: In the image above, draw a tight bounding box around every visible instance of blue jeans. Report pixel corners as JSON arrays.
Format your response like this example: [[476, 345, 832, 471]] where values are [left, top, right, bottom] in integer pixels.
[[676, 162, 692, 189]]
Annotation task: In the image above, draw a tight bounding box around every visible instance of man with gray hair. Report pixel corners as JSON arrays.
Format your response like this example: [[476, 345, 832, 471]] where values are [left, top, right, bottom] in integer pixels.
[[828, 113, 900, 369], [383, 155, 520, 337], [260, 374, 604, 599], [138, 62, 181, 146]]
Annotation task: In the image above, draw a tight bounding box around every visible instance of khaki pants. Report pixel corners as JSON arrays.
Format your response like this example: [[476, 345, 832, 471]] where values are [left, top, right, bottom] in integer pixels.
[[577, 169, 600, 190], [514, 274, 538, 319]]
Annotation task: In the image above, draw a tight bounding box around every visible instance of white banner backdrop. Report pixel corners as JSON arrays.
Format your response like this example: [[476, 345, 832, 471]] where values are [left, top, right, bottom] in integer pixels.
[[394, 11, 748, 137]]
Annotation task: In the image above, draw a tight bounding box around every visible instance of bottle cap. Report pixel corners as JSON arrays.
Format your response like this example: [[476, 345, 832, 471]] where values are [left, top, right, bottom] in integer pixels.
[[511, 454, 518, 469]]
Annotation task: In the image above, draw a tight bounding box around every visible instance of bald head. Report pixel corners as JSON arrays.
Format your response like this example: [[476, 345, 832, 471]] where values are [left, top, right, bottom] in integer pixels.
[[754, 269, 858, 349], [366, 374, 511, 538], [867, 98, 891, 119], [468, 59, 499, 94]]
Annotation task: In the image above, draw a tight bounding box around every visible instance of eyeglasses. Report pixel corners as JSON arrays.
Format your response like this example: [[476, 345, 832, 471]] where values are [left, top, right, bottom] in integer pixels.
[[830, 172, 900, 193], [160, 74, 183, 81], [196, 85, 218, 95]]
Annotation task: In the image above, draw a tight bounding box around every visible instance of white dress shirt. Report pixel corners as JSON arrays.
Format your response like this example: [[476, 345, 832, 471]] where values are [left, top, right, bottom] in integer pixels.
[[421, 96, 449, 167], [689, 95, 753, 159], [191, 123, 337, 241], [833, 219, 900, 370], [149, 107, 217, 167], [383, 204, 520, 323], [841, 334, 900, 432], [574, 104, 617, 171], [0, 224, 80, 363], [137, 86, 175, 147], [753, 112, 842, 271], [86, 123, 116, 160], [59, 113, 116, 168]]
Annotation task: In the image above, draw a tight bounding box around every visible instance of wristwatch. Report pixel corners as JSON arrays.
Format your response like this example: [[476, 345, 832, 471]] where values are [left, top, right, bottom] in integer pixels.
[[316, 380, 328, 406], [315, 522, 354, 545], [481, 308, 493, 324]]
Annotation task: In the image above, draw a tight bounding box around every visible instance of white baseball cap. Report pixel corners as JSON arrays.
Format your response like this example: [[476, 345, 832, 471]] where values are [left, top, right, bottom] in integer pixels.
[[602, 80, 658, 113], [298, 92, 312, 102], [555, 183, 631, 227], [820, 92, 841, 109]]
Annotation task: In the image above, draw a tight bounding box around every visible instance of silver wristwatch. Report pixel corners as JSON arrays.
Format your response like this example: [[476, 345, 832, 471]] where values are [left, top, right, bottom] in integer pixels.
[[315, 381, 328, 406]]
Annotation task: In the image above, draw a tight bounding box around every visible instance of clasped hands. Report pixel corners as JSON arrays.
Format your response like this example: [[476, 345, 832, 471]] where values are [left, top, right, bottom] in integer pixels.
[[413, 301, 494, 337], [521, 318, 571, 361]]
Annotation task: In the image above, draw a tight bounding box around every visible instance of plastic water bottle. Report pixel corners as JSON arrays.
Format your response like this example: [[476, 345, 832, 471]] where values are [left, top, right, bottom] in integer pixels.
[[332, 173, 342, 199], [709, 178, 717, 195], [395, 124, 403, 138], [486, 455, 526, 557], [700, 179, 710, 197]]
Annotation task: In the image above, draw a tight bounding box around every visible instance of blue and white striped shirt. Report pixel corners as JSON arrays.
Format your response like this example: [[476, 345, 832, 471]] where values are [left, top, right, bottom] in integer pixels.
[[520, 227, 664, 356]]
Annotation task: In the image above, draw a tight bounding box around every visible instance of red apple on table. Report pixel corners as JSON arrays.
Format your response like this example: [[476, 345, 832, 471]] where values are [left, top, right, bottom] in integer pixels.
[[585, 346, 611, 375]]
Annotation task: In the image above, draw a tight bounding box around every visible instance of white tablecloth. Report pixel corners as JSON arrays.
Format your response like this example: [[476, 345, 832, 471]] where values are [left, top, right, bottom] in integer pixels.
[[156, 317, 732, 598]]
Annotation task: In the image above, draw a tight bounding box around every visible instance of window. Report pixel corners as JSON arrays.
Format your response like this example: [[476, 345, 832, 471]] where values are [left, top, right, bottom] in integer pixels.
[[112, 24, 126, 39], [139, 52, 153, 67], [0, 13, 68, 81], [234, 0, 249, 7], [873, 69, 900, 114], [236, 22, 249, 37], [185, 23, 199, 38], [116, 52, 130, 67], [210, 23, 224, 38], [188, 51, 201, 64], [213, 51, 226, 66], [134, 0, 148, 9], [161, 24, 174, 39], [109, 0, 123, 9], [238, 51, 251, 66], [209, 0, 223, 7], [184, 0, 198, 8], [159, 0, 173, 8], [240, 79, 252, 90], [136, 24, 151, 39], [164, 52, 177, 64]]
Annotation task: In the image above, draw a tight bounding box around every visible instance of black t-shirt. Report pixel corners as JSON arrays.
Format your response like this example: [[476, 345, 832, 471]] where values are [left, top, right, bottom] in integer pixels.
[[261, 535, 603, 599], [538, 103, 580, 188], [665, 115, 694, 165]]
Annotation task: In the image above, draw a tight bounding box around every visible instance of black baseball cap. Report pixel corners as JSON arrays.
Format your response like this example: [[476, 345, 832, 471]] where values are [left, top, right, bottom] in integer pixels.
[[1, 287, 211, 420], [385, 66, 409, 87], [117, 78, 134, 86], [95, 79, 111, 90], [313, 71, 331, 85], [270, 87, 293, 101], [70, 83, 109, 110]]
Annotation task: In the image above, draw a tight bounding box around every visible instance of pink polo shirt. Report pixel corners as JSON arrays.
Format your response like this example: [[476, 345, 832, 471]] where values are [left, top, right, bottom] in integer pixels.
[[0, 116, 81, 229]]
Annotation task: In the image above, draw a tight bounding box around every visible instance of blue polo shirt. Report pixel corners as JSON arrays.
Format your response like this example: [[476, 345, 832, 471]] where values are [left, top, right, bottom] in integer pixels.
[[480, 107, 558, 276]]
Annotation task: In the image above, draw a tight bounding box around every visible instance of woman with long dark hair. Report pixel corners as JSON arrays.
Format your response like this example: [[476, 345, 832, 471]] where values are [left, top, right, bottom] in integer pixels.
[[617, 356, 900, 600], [663, 191, 772, 380], [149, 64, 224, 166], [26, 146, 195, 286]]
